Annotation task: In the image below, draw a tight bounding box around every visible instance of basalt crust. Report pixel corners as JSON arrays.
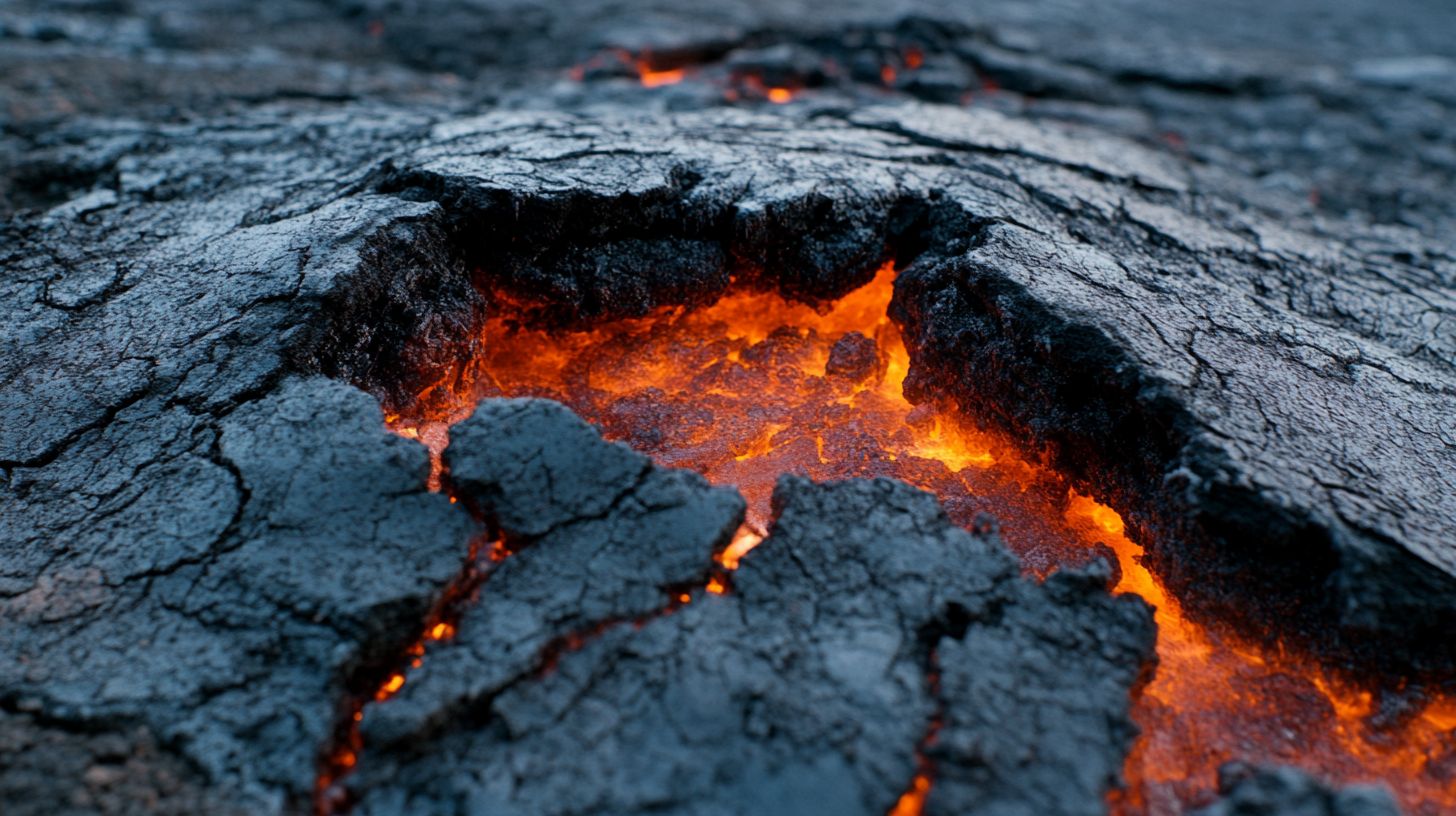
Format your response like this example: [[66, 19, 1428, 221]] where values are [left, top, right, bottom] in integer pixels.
[[3, 2, 1455, 814]]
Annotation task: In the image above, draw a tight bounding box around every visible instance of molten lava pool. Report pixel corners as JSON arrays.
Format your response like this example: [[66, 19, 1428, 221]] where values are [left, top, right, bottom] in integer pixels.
[[387, 263, 1456, 815]]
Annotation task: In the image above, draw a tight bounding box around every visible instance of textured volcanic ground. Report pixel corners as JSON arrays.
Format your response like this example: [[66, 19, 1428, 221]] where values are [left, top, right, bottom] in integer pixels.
[[2, 2, 1455, 816]]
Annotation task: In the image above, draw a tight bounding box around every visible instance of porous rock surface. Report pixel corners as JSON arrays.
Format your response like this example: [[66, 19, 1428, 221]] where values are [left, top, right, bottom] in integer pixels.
[[1192, 763, 1402, 816], [2, 0, 1454, 812], [352, 423, 1154, 815], [0, 709, 249, 816], [0, 377, 471, 810], [362, 398, 746, 746]]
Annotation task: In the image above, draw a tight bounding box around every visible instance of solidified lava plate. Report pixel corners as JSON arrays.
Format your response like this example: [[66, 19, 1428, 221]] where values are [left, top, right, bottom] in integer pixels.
[[3, 2, 1456, 816]]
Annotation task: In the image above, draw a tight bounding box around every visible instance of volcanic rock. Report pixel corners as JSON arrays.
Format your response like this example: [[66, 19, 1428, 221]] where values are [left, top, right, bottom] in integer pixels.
[[0, 378, 472, 810], [0, 710, 249, 816], [928, 562, 1154, 815], [362, 398, 745, 746], [1193, 763, 1401, 816], [826, 331, 880, 382], [353, 472, 1154, 815], [2, 0, 1454, 812], [341, 104, 1456, 671]]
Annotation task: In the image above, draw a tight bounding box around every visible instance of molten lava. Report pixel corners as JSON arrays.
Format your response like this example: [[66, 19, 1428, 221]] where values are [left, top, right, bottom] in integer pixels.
[[637, 62, 685, 88], [1067, 494, 1456, 815], [387, 263, 1456, 815]]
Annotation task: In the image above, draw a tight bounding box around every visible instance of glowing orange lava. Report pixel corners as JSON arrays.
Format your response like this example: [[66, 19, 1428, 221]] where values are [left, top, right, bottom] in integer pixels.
[[636, 62, 685, 88], [565, 49, 688, 89], [1067, 493, 1456, 815], [315, 535, 486, 816], [387, 263, 1456, 815], [889, 774, 930, 816]]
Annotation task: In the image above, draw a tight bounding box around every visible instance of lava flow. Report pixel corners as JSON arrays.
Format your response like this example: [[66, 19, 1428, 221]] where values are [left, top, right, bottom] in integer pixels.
[[386, 262, 1456, 815]]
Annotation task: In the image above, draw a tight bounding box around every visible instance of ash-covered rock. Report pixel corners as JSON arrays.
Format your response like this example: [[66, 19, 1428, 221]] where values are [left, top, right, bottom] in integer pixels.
[[0, 378, 472, 809], [927, 563, 1154, 815], [2, 1, 1454, 811], [362, 398, 745, 746], [362, 105, 1456, 671], [1194, 763, 1401, 816], [0, 710, 249, 816], [353, 474, 1154, 815]]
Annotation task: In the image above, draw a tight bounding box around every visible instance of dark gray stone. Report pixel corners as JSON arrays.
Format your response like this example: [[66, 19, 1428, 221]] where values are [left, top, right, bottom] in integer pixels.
[[361, 397, 745, 747], [0, 378, 472, 810], [1194, 763, 1402, 816], [927, 564, 1154, 816], [353, 474, 1153, 816], [0, 709, 250, 816], [2, 1, 1452, 812]]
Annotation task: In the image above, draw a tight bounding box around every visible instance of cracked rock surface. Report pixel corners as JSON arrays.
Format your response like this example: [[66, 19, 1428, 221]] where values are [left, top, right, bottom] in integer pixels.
[[2, 0, 1454, 813], [1, 377, 472, 810], [354, 461, 1154, 816], [352, 103, 1455, 669], [362, 398, 746, 747]]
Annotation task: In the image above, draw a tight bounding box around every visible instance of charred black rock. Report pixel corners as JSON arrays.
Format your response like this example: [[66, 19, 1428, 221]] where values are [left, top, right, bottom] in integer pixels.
[[2, 0, 1454, 812], [354, 470, 1153, 815], [351, 105, 1456, 674], [362, 397, 745, 746], [826, 330, 880, 382], [1194, 763, 1401, 816], [0, 378, 473, 810], [892, 210, 1456, 672]]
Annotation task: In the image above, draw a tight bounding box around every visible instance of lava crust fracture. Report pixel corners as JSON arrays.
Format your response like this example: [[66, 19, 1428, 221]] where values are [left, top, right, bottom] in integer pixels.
[[0, 379, 472, 812], [3, 1, 1456, 814], [360, 398, 746, 749], [350, 403, 1154, 815]]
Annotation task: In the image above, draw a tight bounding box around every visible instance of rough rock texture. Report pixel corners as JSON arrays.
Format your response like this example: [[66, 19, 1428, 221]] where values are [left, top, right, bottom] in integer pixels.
[[6, 1, 1453, 229], [3, 0, 1454, 813], [1192, 764, 1402, 816], [363, 398, 746, 746], [332, 105, 1454, 671], [892, 188, 1456, 666], [0, 710, 249, 816], [354, 467, 1154, 816], [928, 563, 1155, 815], [0, 377, 472, 810]]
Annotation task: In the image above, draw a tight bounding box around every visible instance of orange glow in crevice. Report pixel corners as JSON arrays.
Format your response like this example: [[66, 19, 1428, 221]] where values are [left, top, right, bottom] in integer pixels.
[[314, 529, 494, 816], [565, 49, 688, 89], [725, 72, 798, 105], [637, 62, 686, 88], [384, 262, 1456, 815], [1067, 493, 1456, 815], [534, 588, 699, 679], [889, 774, 931, 816], [717, 524, 765, 570], [890, 650, 942, 816]]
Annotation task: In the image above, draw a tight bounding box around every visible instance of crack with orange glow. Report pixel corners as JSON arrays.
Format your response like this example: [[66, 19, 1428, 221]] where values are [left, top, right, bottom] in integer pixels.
[[567, 47, 801, 102], [314, 523, 504, 816], [378, 262, 1455, 815], [890, 648, 941, 816]]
